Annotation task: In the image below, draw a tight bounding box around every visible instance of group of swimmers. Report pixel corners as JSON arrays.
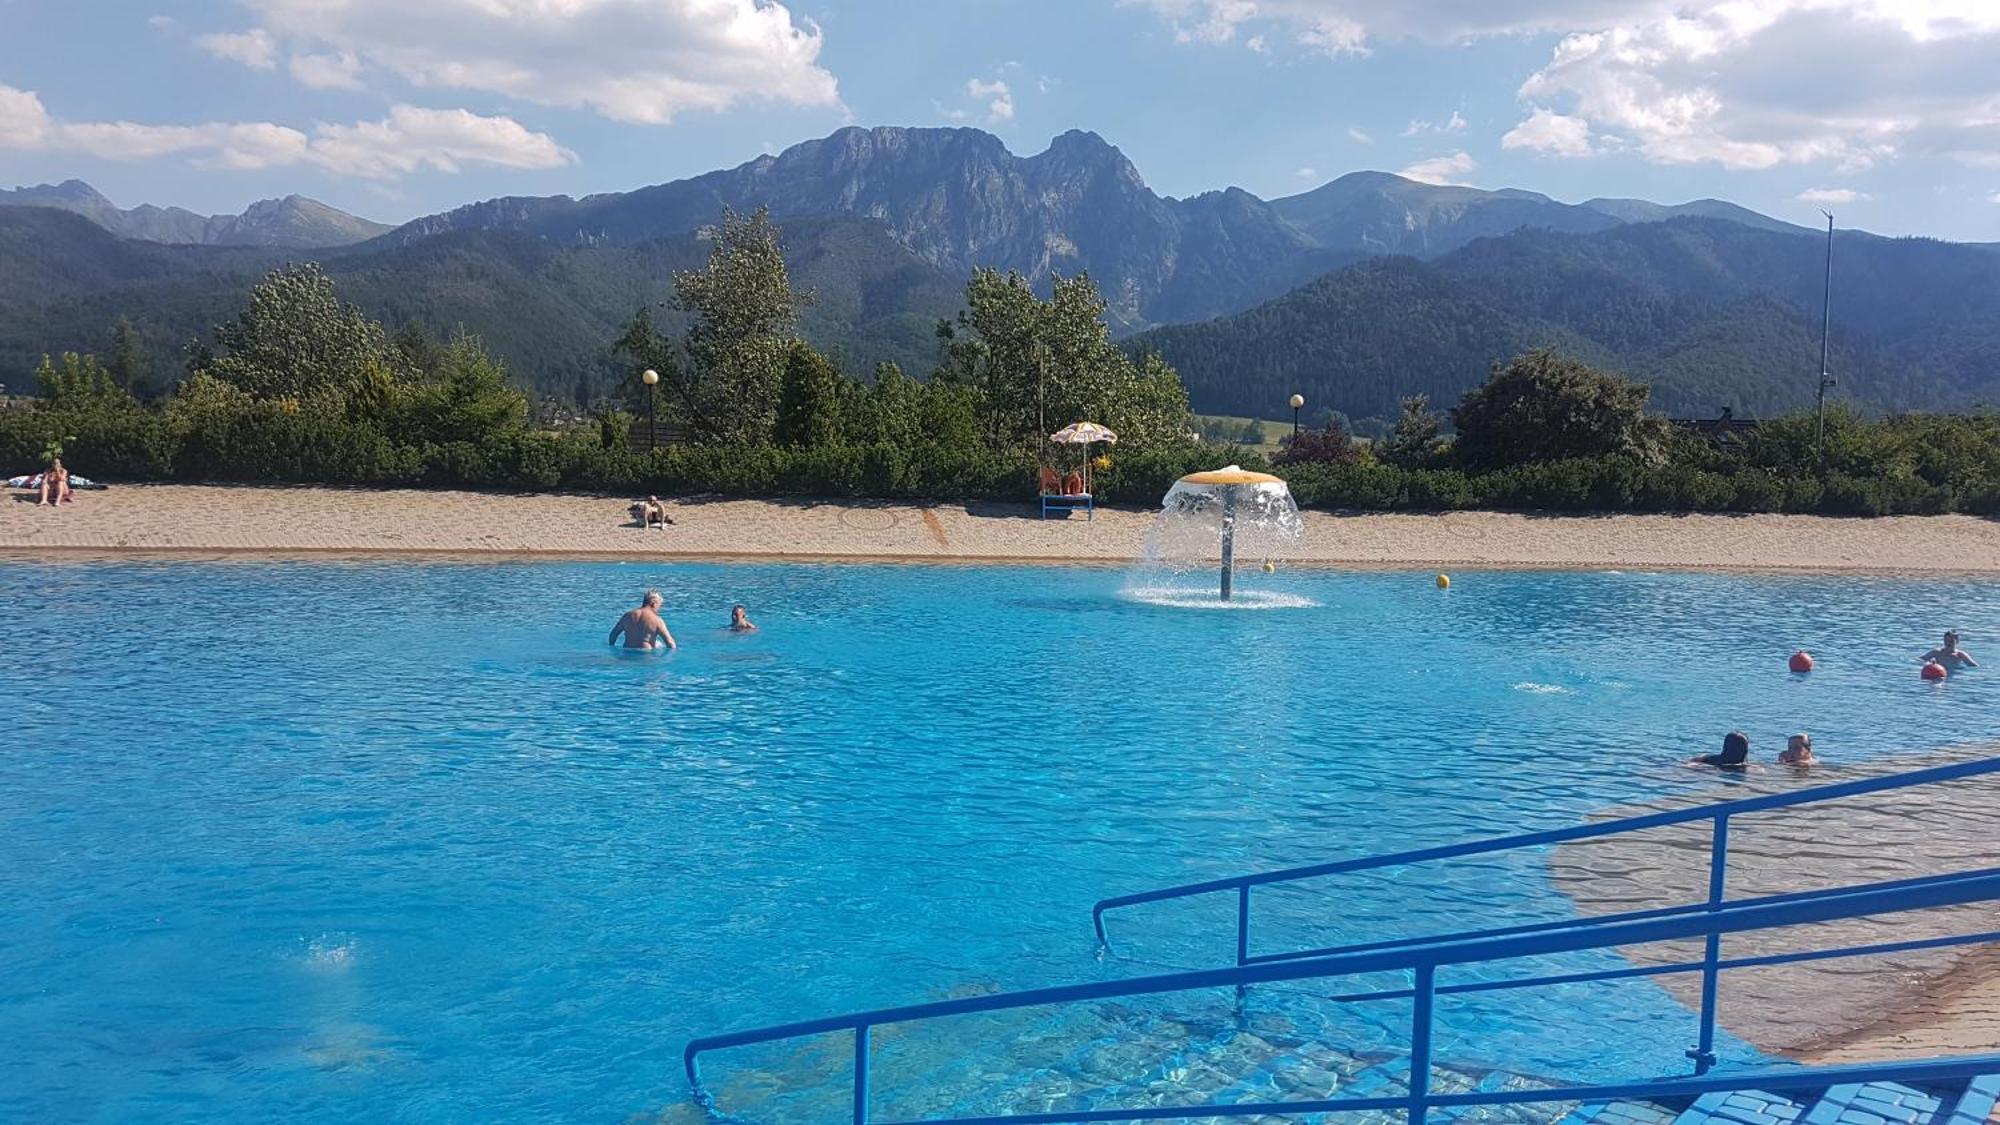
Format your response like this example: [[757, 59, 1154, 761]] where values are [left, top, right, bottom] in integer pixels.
[[606, 590, 755, 651], [1689, 630, 1978, 772], [1689, 730, 1816, 771]]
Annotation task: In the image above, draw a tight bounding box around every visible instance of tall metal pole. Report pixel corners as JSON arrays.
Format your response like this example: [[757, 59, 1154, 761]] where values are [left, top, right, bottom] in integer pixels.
[[1815, 210, 1835, 464], [648, 384, 657, 451], [1219, 485, 1237, 602]]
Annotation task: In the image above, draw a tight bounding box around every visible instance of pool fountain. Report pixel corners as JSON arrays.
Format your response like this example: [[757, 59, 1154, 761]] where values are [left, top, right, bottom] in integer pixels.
[[1128, 466, 1306, 606]]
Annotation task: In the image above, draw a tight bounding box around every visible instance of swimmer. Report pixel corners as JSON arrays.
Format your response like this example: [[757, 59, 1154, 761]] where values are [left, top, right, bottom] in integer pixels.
[[608, 590, 677, 650], [1778, 732, 1815, 767], [1688, 731, 1750, 770], [1920, 630, 1978, 669], [728, 604, 757, 633]]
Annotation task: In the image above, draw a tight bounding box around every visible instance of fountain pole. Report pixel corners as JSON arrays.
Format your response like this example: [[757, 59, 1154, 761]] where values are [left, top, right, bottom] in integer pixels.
[[1219, 485, 1236, 601]]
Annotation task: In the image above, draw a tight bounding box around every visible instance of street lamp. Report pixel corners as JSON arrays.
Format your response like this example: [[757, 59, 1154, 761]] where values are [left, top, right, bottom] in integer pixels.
[[641, 368, 659, 451], [1289, 394, 1305, 441]]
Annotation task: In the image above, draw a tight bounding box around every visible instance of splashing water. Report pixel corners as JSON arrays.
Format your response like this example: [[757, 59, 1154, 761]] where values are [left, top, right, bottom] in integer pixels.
[[1124, 466, 1309, 607]]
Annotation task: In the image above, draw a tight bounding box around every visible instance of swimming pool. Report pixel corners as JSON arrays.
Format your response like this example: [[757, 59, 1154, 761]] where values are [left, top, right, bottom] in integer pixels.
[[2, 559, 1994, 1120]]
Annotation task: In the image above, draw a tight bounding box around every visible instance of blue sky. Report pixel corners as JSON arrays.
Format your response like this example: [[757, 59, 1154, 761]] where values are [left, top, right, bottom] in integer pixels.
[[3, 1, 1999, 240]]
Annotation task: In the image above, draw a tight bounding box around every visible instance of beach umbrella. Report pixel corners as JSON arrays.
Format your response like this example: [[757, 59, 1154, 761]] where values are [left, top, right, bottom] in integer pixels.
[[1049, 422, 1117, 494]]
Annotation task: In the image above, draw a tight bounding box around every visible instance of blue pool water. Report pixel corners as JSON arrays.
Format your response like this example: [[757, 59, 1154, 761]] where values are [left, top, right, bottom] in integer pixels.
[[2, 559, 1996, 1121]]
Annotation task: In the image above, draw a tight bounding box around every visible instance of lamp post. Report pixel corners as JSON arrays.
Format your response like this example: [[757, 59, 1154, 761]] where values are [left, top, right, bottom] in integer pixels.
[[1289, 394, 1304, 442], [641, 368, 660, 451]]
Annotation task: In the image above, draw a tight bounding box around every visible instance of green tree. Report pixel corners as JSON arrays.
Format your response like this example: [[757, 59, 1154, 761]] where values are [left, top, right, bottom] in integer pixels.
[[36, 352, 132, 409], [1450, 349, 1670, 472], [404, 332, 527, 446], [1237, 418, 1267, 445], [774, 342, 849, 448], [205, 263, 389, 402], [951, 269, 1192, 453], [669, 207, 812, 444], [1378, 393, 1444, 469], [107, 318, 147, 395]]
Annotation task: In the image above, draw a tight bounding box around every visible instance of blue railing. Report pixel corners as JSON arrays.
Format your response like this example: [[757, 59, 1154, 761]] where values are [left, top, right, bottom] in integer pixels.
[[685, 867, 2000, 1124], [1092, 755, 2000, 1071]]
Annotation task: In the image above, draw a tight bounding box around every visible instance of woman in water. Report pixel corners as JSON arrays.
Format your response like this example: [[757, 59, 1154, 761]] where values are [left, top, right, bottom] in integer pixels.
[[1689, 731, 1751, 770], [1778, 732, 1815, 767], [728, 604, 757, 632]]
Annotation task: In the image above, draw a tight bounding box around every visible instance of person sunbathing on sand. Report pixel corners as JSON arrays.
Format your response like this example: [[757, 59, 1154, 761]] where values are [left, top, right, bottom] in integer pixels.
[[1920, 631, 1978, 668], [633, 495, 674, 529], [608, 591, 676, 650], [728, 604, 757, 633], [37, 457, 72, 506], [1688, 731, 1751, 770]]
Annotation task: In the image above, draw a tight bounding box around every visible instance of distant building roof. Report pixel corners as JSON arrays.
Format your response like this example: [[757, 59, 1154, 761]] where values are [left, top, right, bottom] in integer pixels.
[[1672, 407, 1760, 450]]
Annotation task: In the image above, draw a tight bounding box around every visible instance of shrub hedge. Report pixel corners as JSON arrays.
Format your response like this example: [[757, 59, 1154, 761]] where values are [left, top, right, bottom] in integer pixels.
[[5, 400, 1995, 516]]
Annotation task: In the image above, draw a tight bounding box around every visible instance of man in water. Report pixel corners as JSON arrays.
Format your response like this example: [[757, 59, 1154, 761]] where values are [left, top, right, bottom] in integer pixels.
[[729, 604, 757, 632], [1921, 630, 1978, 669], [608, 591, 677, 650]]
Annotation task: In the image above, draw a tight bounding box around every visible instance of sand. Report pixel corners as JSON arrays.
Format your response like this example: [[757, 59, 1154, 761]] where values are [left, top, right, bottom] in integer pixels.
[[4, 484, 2000, 569], [1551, 745, 2000, 1065]]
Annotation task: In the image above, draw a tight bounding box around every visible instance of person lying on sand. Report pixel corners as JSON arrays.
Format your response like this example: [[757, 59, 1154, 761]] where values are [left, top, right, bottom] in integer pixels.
[[729, 604, 757, 633], [632, 495, 674, 529], [608, 591, 677, 650], [1920, 630, 1978, 668], [1688, 731, 1751, 770], [1778, 732, 1815, 767], [37, 458, 72, 507]]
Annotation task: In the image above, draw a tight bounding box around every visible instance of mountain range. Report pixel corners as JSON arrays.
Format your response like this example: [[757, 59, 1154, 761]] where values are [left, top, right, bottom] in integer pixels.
[[1, 125, 1995, 421], [0, 179, 391, 248]]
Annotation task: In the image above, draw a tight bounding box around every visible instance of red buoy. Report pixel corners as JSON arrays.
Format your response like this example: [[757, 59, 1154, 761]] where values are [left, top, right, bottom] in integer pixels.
[[1789, 651, 1814, 674], [1922, 661, 1949, 681]]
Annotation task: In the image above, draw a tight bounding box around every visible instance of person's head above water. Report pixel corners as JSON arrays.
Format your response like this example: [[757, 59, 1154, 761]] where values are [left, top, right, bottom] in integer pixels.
[[1944, 630, 1961, 650], [642, 590, 663, 609], [1719, 731, 1750, 765]]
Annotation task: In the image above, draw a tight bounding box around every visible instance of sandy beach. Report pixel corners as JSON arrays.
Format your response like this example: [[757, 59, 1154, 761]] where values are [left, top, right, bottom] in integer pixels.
[[4, 484, 2000, 569], [1551, 745, 2000, 1065]]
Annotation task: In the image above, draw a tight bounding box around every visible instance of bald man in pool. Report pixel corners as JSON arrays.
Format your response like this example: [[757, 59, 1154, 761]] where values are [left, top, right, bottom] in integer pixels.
[[608, 590, 677, 651]]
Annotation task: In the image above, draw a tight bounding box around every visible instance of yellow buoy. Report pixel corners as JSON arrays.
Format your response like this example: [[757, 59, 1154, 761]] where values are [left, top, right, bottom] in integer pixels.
[[1436, 573, 1451, 589], [1262, 560, 1276, 574]]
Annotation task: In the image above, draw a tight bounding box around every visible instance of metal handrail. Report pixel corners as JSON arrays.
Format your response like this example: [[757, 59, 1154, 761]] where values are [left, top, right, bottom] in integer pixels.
[[1090, 754, 2000, 1071], [685, 867, 2000, 1124]]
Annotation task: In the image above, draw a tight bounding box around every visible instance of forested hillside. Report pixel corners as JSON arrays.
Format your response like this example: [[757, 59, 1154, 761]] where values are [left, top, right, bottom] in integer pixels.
[[1139, 219, 2000, 426]]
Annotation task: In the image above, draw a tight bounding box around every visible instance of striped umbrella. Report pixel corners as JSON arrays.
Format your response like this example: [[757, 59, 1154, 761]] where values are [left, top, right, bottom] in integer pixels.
[[1049, 423, 1117, 495], [1049, 422, 1118, 446]]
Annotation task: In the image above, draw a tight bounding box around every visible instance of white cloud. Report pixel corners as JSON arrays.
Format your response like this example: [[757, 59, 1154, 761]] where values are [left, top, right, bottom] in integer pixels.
[[308, 106, 576, 177], [1502, 107, 1594, 156], [290, 51, 365, 90], [1128, 2, 2000, 171], [932, 99, 971, 123], [1246, 34, 1268, 52], [1990, 190, 2000, 204], [1797, 187, 1869, 204], [1347, 126, 1373, 144], [1121, 1, 1667, 56], [215, 0, 841, 124], [1299, 16, 1369, 56], [1400, 150, 1477, 185], [198, 28, 278, 70], [1403, 110, 1467, 136], [0, 83, 572, 179], [1507, 2, 2000, 171], [967, 78, 1014, 123], [1295, 165, 1319, 178]]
